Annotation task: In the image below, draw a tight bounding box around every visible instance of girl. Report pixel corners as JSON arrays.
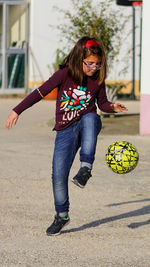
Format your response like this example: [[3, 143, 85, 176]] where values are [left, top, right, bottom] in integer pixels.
[[6, 36, 128, 236]]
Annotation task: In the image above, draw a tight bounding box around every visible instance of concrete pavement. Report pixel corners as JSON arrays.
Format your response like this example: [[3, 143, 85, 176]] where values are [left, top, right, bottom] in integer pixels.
[[1, 98, 150, 267]]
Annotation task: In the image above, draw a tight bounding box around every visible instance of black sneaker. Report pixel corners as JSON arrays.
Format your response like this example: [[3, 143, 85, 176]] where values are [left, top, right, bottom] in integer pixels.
[[72, 166, 92, 188], [46, 214, 70, 236]]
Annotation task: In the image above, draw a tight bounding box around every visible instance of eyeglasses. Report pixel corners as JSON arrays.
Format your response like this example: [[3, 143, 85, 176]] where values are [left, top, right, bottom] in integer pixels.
[[83, 60, 102, 70]]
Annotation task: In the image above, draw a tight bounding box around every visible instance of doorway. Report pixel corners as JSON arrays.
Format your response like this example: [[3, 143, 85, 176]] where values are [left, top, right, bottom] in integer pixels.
[[0, 1, 29, 94]]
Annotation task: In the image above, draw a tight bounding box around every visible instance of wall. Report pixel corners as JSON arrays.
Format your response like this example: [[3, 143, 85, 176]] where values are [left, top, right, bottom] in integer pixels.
[[28, 0, 141, 88], [140, 0, 150, 135], [29, 0, 56, 87]]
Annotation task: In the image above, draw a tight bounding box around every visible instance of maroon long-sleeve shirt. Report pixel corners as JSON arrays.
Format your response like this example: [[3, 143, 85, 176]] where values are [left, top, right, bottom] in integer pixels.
[[13, 67, 114, 130]]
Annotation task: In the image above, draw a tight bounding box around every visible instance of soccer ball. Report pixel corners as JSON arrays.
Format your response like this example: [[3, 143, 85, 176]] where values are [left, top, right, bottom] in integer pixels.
[[105, 141, 139, 174]]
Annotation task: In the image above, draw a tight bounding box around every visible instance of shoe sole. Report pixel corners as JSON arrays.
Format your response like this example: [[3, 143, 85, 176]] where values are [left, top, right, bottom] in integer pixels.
[[46, 219, 70, 236], [71, 179, 85, 189]]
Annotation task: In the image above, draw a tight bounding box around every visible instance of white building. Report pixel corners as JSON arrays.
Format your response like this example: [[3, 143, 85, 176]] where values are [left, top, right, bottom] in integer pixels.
[[0, 0, 139, 92], [0, 0, 71, 94]]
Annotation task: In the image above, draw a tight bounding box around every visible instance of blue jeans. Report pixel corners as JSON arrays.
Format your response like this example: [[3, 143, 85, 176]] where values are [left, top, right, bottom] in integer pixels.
[[52, 113, 102, 213]]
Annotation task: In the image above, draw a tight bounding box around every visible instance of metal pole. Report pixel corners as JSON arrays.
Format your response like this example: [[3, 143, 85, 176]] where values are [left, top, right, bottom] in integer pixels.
[[1, 2, 7, 92], [25, 2, 29, 94], [139, 5, 143, 92], [131, 5, 136, 100]]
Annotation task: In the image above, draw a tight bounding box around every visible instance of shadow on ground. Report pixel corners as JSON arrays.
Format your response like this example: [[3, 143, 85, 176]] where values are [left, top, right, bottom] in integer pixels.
[[62, 198, 150, 234], [101, 115, 139, 135]]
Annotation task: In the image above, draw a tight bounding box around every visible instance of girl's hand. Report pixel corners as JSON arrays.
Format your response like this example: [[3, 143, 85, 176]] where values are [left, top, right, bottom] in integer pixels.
[[110, 103, 128, 114], [5, 111, 19, 129]]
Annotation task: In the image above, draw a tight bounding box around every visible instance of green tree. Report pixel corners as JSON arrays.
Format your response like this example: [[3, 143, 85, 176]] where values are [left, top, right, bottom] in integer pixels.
[[53, 0, 129, 68]]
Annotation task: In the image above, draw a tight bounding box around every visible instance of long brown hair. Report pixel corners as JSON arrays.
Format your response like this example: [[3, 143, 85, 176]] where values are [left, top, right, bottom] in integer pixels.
[[60, 36, 107, 85]]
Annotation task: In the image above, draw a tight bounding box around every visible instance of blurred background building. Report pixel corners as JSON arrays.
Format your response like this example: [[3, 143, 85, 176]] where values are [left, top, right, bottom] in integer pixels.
[[0, 0, 142, 99]]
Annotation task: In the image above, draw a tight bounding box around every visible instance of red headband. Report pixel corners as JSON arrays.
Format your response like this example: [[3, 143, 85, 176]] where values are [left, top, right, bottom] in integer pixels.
[[85, 40, 100, 48]]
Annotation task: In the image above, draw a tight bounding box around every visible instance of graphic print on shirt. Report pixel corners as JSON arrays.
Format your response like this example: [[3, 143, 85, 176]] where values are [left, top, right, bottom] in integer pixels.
[[60, 84, 91, 122]]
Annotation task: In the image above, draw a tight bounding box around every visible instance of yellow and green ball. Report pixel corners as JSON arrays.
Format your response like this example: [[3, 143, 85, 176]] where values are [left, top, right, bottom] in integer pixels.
[[105, 141, 139, 174]]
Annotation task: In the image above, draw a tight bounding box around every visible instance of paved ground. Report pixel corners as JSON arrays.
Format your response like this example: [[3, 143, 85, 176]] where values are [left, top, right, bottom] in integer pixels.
[[1, 98, 150, 267]]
